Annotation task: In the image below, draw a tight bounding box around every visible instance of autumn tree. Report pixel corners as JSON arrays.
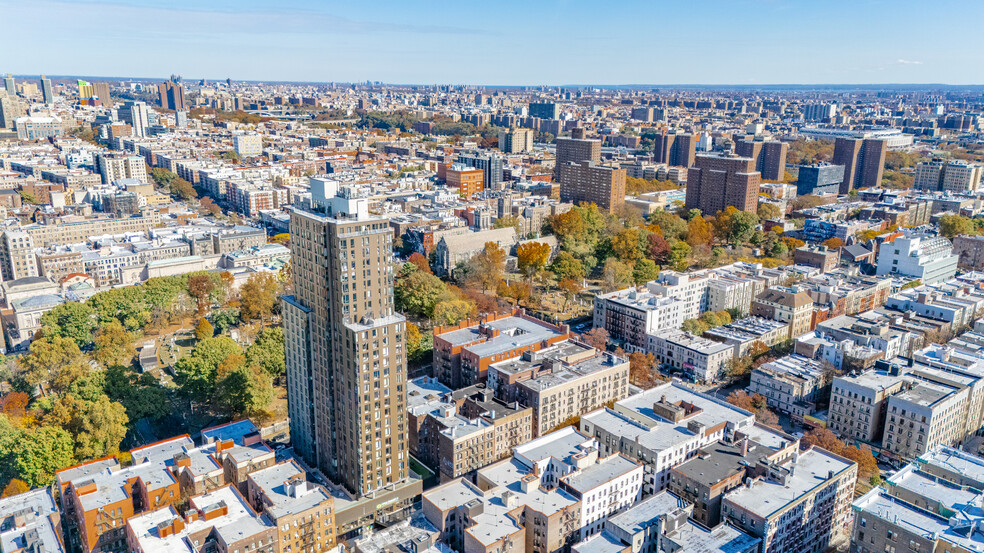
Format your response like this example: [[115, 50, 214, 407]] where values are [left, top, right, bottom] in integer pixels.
[[602, 259, 632, 292], [433, 299, 476, 326], [14, 426, 75, 488], [686, 215, 713, 249], [239, 272, 279, 322], [550, 251, 586, 282], [628, 351, 660, 388], [632, 259, 659, 285], [396, 270, 454, 320], [196, 318, 214, 341], [647, 233, 671, 266], [40, 302, 97, 347], [188, 275, 215, 314], [726, 391, 779, 428], [93, 321, 136, 368], [757, 202, 781, 221], [581, 328, 609, 351], [408, 252, 431, 274], [465, 242, 506, 293], [1, 479, 29, 498], [822, 237, 844, 249], [17, 336, 89, 392], [516, 241, 551, 282]]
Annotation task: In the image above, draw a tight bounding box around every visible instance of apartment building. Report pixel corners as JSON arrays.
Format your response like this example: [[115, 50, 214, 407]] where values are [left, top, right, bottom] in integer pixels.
[[704, 317, 790, 357], [793, 245, 840, 273], [445, 163, 484, 198], [96, 153, 148, 184], [0, 488, 66, 553], [593, 287, 685, 351], [685, 154, 761, 215], [876, 233, 958, 284], [646, 328, 733, 384], [498, 128, 534, 153], [851, 445, 984, 553], [245, 461, 337, 552], [124, 485, 275, 553], [953, 234, 984, 269], [722, 447, 857, 553], [415, 390, 533, 482], [828, 369, 910, 445], [23, 211, 161, 247], [487, 341, 630, 437], [882, 379, 969, 463], [0, 229, 38, 281], [750, 286, 814, 340], [579, 382, 768, 494], [669, 436, 792, 528], [558, 161, 626, 214], [572, 491, 759, 553], [748, 354, 827, 421], [914, 159, 983, 193], [884, 284, 984, 329], [233, 133, 263, 157], [833, 137, 886, 194], [796, 273, 892, 317], [652, 131, 695, 168], [283, 183, 419, 518], [554, 136, 601, 181], [432, 308, 569, 389], [733, 138, 788, 181], [57, 451, 183, 553]]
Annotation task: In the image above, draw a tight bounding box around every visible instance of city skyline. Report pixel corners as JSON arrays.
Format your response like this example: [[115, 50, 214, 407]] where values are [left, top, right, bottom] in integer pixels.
[[3, 0, 983, 85]]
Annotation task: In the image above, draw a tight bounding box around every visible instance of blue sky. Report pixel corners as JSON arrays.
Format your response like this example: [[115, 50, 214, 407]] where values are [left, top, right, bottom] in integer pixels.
[[2, 0, 982, 85]]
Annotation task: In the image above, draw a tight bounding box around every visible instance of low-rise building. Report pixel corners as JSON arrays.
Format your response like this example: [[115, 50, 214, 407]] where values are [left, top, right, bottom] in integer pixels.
[[875, 233, 958, 284], [593, 288, 685, 351], [487, 341, 629, 437], [750, 286, 815, 340], [646, 328, 733, 384], [432, 309, 569, 389], [245, 460, 337, 553], [749, 354, 827, 421]]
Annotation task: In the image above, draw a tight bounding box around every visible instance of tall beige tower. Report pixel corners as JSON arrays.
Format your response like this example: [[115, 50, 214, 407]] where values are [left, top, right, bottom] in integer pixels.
[[283, 178, 409, 498]]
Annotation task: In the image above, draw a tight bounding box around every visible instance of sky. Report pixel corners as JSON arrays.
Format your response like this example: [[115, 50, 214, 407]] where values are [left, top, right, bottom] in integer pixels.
[[2, 0, 983, 86]]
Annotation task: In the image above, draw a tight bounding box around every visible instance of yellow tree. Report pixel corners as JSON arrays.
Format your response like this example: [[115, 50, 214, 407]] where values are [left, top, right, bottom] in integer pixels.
[[516, 241, 551, 282]]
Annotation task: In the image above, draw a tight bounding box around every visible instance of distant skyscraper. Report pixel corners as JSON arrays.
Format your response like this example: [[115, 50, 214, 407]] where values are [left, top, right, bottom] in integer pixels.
[[734, 138, 789, 181], [497, 128, 534, 153], [833, 137, 886, 194], [802, 103, 837, 122], [914, 159, 983, 193], [559, 161, 626, 213], [283, 179, 412, 499], [3, 74, 14, 95], [77, 80, 94, 101], [653, 130, 696, 168], [456, 151, 504, 191], [529, 101, 559, 119], [118, 100, 149, 138], [157, 80, 187, 111], [92, 82, 111, 107], [685, 154, 761, 215], [554, 135, 601, 181], [40, 75, 53, 104]]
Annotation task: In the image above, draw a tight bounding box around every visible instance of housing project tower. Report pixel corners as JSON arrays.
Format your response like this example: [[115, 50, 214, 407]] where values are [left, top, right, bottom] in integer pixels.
[[282, 177, 419, 529]]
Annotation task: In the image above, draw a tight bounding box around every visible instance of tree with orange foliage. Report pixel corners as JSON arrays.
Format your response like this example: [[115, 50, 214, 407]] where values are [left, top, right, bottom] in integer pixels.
[[0, 392, 29, 420], [726, 390, 780, 428], [581, 328, 609, 351], [628, 351, 660, 389], [1, 479, 29, 498], [822, 237, 844, 249], [408, 252, 431, 274], [687, 215, 714, 249]]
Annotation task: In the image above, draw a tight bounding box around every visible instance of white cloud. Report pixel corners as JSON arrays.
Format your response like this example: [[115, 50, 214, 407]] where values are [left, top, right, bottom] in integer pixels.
[[896, 59, 923, 65]]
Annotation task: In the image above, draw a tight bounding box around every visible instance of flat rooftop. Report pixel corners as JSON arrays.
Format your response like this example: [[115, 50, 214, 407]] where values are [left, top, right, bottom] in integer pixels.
[[724, 447, 852, 519], [438, 315, 565, 358]]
